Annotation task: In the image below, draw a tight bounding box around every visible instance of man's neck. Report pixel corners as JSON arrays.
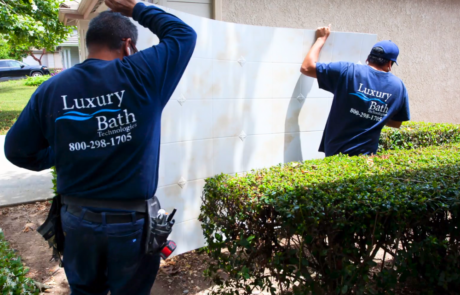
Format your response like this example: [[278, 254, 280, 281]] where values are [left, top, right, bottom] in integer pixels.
[[87, 48, 123, 61], [368, 63, 389, 73]]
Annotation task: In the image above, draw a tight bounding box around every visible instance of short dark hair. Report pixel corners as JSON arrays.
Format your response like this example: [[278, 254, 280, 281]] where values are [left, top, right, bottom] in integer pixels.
[[367, 46, 394, 67], [86, 11, 138, 51]]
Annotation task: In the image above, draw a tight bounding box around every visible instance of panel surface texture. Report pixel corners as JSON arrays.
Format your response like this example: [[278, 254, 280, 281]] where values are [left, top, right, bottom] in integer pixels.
[[133, 3, 377, 255]]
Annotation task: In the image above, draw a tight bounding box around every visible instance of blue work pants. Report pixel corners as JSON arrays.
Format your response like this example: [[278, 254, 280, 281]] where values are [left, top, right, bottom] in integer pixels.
[[60, 205, 161, 295]]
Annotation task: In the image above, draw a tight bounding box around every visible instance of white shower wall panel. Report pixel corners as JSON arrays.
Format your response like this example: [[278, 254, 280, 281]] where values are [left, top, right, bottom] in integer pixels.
[[135, 3, 377, 255]]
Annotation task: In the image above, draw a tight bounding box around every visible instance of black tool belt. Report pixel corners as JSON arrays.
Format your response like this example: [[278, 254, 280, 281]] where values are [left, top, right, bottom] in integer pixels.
[[66, 205, 145, 224], [38, 194, 175, 263], [61, 195, 147, 213]]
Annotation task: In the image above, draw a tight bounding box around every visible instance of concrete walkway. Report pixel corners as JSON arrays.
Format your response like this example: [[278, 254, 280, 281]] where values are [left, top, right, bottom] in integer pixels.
[[0, 135, 53, 207]]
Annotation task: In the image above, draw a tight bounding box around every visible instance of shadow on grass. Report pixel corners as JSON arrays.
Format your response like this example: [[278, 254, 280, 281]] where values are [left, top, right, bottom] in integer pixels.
[[0, 79, 36, 97], [0, 110, 22, 134]]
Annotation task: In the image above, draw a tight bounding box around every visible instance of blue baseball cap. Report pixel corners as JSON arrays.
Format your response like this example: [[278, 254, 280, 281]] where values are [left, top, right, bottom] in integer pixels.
[[370, 40, 399, 65]]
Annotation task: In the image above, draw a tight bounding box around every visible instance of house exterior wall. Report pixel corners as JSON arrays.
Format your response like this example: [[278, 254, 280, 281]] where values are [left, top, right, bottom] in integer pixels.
[[23, 53, 51, 67], [222, 0, 460, 124], [23, 54, 46, 67], [23, 52, 65, 69]]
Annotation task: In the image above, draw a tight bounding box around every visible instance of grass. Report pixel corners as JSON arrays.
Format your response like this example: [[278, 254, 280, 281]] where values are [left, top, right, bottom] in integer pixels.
[[0, 80, 36, 135]]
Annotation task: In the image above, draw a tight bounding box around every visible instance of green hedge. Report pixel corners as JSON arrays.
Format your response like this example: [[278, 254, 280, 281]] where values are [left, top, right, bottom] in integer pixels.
[[24, 75, 51, 87], [0, 230, 39, 295], [200, 143, 460, 295], [379, 121, 460, 151]]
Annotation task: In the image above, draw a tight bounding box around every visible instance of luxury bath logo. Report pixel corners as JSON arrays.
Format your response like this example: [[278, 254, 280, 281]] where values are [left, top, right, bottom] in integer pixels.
[[56, 90, 138, 132], [61, 90, 125, 110], [350, 83, 392, 115], [355, 83, 392, 102]]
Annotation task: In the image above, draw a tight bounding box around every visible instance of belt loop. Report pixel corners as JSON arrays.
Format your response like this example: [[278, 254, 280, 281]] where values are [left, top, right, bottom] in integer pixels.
[[80, 208, 87, 221], [131, 212, 136, 224], [102, 212, 107, 226]]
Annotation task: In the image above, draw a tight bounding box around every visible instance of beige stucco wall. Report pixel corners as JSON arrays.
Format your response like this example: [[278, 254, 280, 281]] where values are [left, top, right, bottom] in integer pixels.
[[222, 0, 460, 124]]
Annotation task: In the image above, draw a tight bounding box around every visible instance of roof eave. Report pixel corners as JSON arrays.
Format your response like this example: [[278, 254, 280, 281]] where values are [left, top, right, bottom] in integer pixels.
[[59, 0, 100, 25]]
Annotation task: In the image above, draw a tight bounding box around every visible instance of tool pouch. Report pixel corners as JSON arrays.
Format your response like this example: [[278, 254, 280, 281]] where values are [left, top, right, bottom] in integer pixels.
[[144, 196, 173, 255], [37, 195, 65, 266]]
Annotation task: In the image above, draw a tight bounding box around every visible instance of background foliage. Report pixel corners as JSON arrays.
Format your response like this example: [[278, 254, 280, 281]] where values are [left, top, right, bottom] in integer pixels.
[[379, 122, 460, 151], [200, 123, 460, 295], [0, 0, 73, 61], [0, 230, 39, 295], [24, 75, 52, 87], [0, 38, 16, 60]]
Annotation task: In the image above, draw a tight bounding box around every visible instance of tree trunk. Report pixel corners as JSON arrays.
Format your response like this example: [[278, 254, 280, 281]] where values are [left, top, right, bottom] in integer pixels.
[[29, 49, 46, 65]]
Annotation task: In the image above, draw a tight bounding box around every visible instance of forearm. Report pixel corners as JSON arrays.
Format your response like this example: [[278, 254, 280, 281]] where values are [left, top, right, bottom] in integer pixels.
[[133, 3, 196, 42], [130, 2, 196, 104], [301, 37, 327, 78], [385, 119, 402, 129], [5, 132, 55, 171]]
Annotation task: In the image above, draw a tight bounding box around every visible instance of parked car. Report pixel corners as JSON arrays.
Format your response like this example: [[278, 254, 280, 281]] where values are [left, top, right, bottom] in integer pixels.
[[0, 59, 50, 81]]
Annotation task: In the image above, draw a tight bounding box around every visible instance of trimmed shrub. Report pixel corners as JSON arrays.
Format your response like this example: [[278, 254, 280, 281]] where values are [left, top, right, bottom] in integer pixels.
[[0, 230, 39, 294], [379, 121, 460, 151], [200, 144, 460, 295], [24, 75, 51, 87]]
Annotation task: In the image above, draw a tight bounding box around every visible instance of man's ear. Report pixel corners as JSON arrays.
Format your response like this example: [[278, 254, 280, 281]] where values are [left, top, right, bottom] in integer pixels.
[[387, 60, 393, 72], [122, 38, 132, 59]]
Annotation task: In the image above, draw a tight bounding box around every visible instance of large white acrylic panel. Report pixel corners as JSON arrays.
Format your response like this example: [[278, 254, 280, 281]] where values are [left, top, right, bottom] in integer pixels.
[[132, 4, 377, 255]]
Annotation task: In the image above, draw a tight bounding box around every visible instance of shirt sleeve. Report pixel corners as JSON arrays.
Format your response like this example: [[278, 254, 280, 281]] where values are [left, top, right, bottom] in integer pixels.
[[4, 92, 55, 171], [316, 62, 348, 93], [391, 87, 410, 122], [127, 3, 197, 107]]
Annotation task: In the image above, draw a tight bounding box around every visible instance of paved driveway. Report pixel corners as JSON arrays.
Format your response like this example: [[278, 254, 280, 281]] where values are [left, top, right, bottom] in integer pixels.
[[0, 135, 53, 206]]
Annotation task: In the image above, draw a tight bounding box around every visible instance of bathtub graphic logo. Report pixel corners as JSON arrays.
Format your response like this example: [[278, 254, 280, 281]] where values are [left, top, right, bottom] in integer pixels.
[[349, 92, 386, 104], [56, 109, 121, 122]]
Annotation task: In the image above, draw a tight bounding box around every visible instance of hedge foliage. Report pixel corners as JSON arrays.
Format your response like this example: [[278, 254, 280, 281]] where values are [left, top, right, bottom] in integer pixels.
[[0, 230, 39, 295], [200, 143, 460, 295], [24, 75, 51, 87], [379, 121, 460, 151]]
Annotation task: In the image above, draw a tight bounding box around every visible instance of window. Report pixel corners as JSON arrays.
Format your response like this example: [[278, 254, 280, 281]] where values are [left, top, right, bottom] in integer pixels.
[[7, 61, 20, 68], [0, 61, 8, 67]]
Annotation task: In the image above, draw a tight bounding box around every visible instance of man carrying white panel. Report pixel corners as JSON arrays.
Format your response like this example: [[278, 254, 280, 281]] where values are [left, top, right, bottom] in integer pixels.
[[301, 25, 410, 157]]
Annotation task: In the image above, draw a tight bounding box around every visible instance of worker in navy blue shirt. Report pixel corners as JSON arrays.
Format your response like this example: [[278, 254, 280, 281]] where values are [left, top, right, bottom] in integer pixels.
[[4, 0, 196, 293], [301, 25, 410, 157]]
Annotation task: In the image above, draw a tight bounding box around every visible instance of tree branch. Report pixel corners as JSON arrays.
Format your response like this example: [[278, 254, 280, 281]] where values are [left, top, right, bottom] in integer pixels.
[[29, 49, 46, 65]]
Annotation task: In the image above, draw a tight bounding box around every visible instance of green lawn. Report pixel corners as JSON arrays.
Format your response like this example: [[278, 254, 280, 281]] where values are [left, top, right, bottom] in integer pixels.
[[0, 80, 37, 135]]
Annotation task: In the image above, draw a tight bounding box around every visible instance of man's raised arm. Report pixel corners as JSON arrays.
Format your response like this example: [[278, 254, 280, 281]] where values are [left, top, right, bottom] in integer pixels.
[[106, 0, 197, 106], [301, 24, 331, 78]]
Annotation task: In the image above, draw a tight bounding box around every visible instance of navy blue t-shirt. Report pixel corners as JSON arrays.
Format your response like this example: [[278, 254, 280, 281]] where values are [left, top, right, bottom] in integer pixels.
[[4, 3, 197, 200], [316, 62, 410, 157]]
